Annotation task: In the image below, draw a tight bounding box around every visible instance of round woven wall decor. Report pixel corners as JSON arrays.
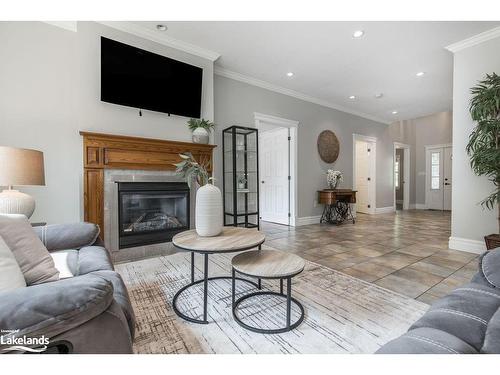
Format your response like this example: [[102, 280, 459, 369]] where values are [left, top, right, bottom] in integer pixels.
[[317, 130, 340, 163]]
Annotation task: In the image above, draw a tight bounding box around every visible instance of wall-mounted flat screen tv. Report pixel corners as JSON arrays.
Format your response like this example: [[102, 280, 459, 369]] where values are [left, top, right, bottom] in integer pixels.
[[101, 37, 203, 118]]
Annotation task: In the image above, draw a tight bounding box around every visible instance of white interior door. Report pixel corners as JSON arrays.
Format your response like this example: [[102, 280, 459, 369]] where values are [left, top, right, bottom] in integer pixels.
[[426, 146, 452, 210], [259, 127, 289, 225], [443, 146, 452, 210], [355, 140, 374, 214]]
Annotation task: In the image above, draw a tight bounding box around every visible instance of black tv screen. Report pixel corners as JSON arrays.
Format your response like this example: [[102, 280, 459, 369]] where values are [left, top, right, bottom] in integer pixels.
[[101, 37, 203, 118]]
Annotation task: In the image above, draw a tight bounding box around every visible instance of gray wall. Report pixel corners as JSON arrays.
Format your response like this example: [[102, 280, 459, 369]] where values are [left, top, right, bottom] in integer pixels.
[[0, 22, 214, 224], [451, 37, 499, 244], [213, 75, 395, 219], [388, 111, 452, 206]]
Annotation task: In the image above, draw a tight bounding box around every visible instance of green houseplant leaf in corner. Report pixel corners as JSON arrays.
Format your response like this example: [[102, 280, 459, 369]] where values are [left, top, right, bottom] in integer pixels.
[[467, 73, 500, 249], [174, 152, 222, 237], [187, 118, 216, 145]]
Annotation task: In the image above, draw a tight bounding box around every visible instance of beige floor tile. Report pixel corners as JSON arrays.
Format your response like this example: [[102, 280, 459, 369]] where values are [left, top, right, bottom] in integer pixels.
[[390, 267, 443, 287], [375, 274, 431, 298], [406, 261, 456, 278], [371, 252, 422, 269]]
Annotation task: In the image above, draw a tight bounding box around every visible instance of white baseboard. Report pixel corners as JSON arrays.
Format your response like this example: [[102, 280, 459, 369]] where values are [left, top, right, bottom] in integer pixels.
[[415, 203, 427, 210], [375, 206, 395, 214], [295, 215, 322, 226], [448, 236, 486, 254]]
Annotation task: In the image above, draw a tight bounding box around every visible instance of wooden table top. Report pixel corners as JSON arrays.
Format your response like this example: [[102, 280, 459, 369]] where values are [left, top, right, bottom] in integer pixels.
[[232, 249, 305, 278], [172, 227, 265, 253]]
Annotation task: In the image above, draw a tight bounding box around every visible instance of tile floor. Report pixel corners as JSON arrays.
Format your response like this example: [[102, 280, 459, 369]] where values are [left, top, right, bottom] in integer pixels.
[[261, 210, 479, 304]]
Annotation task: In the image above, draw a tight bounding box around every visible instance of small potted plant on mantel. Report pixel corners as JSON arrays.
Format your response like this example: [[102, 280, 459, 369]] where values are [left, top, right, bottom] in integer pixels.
[[187, 118, 215, 144], [467, 73, 500, 249], [174, 152, 222, 237]]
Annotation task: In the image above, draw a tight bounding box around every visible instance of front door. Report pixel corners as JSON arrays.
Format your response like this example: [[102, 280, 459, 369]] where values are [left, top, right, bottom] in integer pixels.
[[426, 146, 452, 210], [259, 127, 290, 225]]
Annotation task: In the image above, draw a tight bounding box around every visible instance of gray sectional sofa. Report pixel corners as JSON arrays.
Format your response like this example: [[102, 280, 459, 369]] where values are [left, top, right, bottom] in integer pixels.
[[0, 223, 135, 354], [378, 248, 500, 354]]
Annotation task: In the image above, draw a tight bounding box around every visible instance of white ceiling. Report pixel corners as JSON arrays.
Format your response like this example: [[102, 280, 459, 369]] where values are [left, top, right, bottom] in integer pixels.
[[131, 21, 499, 123]]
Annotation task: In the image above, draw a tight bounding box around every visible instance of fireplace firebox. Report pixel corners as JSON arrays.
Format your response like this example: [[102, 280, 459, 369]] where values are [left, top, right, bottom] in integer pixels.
[[117, 182, 190, 249]]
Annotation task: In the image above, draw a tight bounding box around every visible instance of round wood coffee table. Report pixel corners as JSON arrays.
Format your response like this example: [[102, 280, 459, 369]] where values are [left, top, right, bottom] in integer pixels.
[[231, 249, 306, 334], [172, 227, 265, 324]]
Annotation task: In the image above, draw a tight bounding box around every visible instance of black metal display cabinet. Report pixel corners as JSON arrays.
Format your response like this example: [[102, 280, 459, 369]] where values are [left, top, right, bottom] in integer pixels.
[[222, 126, 260, 229]]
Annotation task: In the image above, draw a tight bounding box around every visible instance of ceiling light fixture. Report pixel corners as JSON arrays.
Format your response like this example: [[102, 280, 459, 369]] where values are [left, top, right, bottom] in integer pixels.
[[392, 111, 398, 115], [156, 24, 167, 31], [375, 93, 384, 99], [416, 71, 425, 77], [287, 72, 294, 77], [349, 95, 356, 99], [353, 30, 365, 38]]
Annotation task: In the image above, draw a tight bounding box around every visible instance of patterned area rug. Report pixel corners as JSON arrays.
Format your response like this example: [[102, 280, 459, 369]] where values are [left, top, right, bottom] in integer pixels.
[[116, 252, 428, 354]]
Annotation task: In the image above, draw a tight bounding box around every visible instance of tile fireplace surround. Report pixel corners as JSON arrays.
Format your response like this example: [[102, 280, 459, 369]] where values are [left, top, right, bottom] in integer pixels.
[[104, 169, 196, 263]]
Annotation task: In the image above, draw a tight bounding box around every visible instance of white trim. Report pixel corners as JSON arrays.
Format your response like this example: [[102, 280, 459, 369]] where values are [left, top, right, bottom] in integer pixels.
[[445, 27, 500, 53], [295, 215, 322, 226], [98, 21, 221, 62], [393, 142, 411, 211], [424, 143, 452, 150], [448, 237, 486, 254], [375, 206, 395, 214], [255, 113, 299, 227], [43, 21, 77, 32], [353, 134, 377, 215], [216, 67, 390, 125]]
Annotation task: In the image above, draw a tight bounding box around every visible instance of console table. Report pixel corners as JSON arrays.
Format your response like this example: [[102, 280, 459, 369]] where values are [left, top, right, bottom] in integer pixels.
[[172, 227, 265, 324], [318, 189, 356, 225]]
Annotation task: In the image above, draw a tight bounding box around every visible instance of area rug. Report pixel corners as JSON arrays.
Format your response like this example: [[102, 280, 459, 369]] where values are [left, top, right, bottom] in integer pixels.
[[116, 252, 428, 354]]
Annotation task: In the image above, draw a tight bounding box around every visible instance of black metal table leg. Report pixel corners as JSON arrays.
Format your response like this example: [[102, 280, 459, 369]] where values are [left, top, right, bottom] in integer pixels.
[[286, 277, 292, 329], [231, 268, 236, 308], [203, 253, 208, 322], [191, 252, 195, 283], [258, 278, 262, 290], [280, 279, 284, 294]]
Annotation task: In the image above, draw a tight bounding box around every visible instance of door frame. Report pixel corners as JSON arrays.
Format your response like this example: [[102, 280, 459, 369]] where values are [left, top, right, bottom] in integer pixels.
[[424, 143, 452, 210], [254, 112, 299, 226], [352, 134, 377, 215], [393, 142, 411, 211]]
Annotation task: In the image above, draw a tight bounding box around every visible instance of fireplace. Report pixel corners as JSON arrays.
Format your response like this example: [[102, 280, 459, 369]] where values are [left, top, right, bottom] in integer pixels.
[[117, 181, 190, 249]]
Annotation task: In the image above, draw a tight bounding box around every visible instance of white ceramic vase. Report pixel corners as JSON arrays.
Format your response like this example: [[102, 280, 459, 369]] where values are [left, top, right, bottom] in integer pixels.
[[192, 127, 210, 144], [195, 183, 223, 237], [0, 189, 36, 218]]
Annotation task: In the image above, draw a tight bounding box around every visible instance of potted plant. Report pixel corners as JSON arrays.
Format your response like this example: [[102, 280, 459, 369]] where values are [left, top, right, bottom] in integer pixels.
[[174, 152, 222, 237], [237, 175, 247, 190], [326, 170, 343, 190], [467, 73, 500, 250], [187, 118, 215, 144]]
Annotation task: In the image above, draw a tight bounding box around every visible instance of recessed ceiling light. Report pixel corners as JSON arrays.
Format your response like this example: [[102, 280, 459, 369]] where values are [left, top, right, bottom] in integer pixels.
[[156, 24, 167, 31], [287, 72, 294, 77], [392, 111, 398, 115], [416, 71, 425, 77], [349, 95, 356, 99], [353, 30, 364, 38], [375, 93, 384, 99]]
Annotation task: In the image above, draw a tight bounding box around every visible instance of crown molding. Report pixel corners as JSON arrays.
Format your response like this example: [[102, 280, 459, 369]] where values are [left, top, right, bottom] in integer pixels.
[[98, 22, 221, 62], [445, 26, 500, 53], [215, 67, 390, 125], [43, 21, 77, 32]]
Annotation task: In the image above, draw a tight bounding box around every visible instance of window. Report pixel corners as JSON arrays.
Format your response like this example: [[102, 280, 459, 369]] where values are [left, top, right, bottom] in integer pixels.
[[431, 152, 440, 190], [394, 155, 400, 189]]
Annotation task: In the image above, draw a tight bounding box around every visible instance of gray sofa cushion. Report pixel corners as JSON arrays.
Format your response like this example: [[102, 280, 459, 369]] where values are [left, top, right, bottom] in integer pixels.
[[476, 248, 500, 288], [411, 283, 500, 351], [92, 270, 136, 339], [376, 327, 478, 354], [482, 307, 500, 353], [77, 246, 114, 275], [0, 273, 113, 351], [35, 223, 100, 251]]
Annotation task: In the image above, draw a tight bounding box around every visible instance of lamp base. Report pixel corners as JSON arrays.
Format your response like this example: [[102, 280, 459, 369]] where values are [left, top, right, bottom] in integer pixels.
[[0, 189, 36, 218]]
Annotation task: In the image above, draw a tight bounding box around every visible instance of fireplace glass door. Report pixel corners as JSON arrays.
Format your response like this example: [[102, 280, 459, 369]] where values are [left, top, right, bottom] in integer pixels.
[[118, 182, 190, 248]]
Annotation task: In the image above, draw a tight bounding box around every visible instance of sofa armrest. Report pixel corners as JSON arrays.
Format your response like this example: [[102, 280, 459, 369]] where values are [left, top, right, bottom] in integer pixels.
[[34, 222, 100, 251], [0, 274, 113, 351]]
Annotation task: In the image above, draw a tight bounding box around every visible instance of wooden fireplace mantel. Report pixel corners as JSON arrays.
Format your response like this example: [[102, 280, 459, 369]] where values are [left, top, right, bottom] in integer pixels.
[[80, 131, 216, 239]]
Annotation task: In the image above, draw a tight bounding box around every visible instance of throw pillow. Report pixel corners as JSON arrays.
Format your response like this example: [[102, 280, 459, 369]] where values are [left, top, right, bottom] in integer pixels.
[[0, 214, 59, 285], [0, 234, 27, 292]]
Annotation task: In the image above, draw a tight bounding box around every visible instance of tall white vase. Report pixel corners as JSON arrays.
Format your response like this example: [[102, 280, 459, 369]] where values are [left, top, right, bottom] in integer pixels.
[[195, 184, 223, 237]]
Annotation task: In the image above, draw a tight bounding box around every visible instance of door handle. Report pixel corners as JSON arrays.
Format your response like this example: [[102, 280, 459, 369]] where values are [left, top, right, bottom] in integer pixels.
[[261, 181, 265, 183], [367, 177, 371, 181], [444, 182, 451, 186]]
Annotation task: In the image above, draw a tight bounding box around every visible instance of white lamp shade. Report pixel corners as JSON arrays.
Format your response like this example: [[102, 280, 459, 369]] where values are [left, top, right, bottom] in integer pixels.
[[0, 146, 45, 187]]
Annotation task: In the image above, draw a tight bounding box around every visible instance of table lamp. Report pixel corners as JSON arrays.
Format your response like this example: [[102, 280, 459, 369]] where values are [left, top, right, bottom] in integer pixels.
[[0, 146, 45, 218]]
